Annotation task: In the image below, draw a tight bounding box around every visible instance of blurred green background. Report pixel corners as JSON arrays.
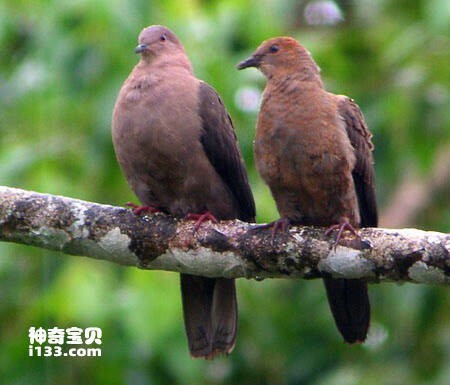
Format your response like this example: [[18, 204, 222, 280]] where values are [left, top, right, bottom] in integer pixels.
[[0, 0, 449, 384]]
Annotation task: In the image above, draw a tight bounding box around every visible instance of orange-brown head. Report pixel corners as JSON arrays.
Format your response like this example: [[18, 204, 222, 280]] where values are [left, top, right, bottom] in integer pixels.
[[237, 37, 321, 81]]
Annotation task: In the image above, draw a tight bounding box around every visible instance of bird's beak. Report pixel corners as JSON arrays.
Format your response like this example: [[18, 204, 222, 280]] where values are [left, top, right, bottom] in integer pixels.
[[236, 55, 261, 70], [134, 44, 149, 54]]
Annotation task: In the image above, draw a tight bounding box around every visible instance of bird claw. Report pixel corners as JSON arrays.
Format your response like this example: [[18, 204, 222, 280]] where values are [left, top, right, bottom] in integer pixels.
[[325, 221, 359, 248], [125, 202, 159, 216], [250, 217, 290, 246], [186, 211, 218, 232]]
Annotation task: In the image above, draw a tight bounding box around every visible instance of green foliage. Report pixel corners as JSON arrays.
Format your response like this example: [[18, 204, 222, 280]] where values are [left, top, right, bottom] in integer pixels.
[[0, 1, 449, 384]]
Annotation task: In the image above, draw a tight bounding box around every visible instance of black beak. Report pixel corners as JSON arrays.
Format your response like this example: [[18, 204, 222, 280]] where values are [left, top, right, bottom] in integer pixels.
[[236, 55, 260, 70], [134, 44, 148, 54]]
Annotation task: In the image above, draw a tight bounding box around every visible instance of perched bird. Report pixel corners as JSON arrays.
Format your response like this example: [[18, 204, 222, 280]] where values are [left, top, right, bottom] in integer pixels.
[[112, 25, 255, 358], [237, 37, 377, 343]]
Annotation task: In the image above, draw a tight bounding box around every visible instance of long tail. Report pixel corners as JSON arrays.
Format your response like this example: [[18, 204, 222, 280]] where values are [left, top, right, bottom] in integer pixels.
[[323, 277, 370, 343], [180, 274, 237, 358]]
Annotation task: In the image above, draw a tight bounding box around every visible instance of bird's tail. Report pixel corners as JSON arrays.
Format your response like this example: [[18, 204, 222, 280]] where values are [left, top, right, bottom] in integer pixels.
[[323, 277, 370, 343], [180, 274, 237, 358]]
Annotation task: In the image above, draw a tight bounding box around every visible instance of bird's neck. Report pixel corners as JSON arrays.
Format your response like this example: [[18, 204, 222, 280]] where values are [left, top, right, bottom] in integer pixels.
[[139, 55, 193, 75], [272, 69, 323, 83], [267, 72, 324, 96]]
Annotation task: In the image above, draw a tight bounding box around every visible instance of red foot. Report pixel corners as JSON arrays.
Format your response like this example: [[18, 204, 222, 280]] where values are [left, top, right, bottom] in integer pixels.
[[325, 221, 359, 247], [186, 211, 218, 232], [125, 202, 159, 216], [251, 217, 290, 245]]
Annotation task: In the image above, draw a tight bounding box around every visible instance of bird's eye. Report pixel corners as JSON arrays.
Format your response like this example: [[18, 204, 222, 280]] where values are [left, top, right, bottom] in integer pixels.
[[269, 44, 279, 53], [160, 34, 166, 41]]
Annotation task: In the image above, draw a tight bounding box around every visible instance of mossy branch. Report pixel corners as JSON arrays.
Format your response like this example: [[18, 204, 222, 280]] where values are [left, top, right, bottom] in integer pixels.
[[0, 186, 448, 285]]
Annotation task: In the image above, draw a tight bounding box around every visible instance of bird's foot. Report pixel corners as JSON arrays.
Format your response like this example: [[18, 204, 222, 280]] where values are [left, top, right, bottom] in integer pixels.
[[325, 221, 359, 248], [125, 202, 160, 216], [250, 217, 290, 245], [186, 211, 218, 232]]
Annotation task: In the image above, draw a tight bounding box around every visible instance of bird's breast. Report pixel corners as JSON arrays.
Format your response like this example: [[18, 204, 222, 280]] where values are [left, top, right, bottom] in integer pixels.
[[113, 72, 204, 187], [255, 92, 355, 186]]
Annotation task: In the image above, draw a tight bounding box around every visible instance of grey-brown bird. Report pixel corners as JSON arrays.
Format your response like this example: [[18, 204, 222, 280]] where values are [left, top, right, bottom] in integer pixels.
[[237, 37, 377, 343], [112, 25, 255, 358]]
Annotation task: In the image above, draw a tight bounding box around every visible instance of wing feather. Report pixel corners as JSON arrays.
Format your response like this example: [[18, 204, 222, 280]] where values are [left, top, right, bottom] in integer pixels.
[[198, 82, 255, 222], [338, 97, 378, 227]]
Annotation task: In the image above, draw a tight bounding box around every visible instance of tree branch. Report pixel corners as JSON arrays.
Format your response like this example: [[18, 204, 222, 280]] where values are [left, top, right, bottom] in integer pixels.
[[1, 186, 448, 285]]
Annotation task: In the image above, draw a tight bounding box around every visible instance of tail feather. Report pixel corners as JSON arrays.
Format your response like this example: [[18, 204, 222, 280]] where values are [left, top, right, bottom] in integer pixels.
[[211, 278, 238, 354], [323, 277, 370, 343], [180, 274, 237, 358]]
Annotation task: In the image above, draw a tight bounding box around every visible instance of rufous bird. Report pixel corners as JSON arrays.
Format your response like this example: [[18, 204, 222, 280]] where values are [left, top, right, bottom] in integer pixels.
[[237, 36, 377, 343], [112, 25, 255, 357]]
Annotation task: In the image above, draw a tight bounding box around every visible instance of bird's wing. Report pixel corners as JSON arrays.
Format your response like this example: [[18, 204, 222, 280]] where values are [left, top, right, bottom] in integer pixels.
[[338, 96, 378, 227], [197, 81, 256, 222]]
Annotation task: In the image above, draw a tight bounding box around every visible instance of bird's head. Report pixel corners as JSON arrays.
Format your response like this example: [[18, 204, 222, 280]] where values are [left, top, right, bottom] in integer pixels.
[[237, 37, 321, 81], [135, 25, 188, 65]]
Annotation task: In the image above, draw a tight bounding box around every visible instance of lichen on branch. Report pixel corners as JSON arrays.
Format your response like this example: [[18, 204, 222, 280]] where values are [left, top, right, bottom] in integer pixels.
[[0, 186, 448, 285]]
